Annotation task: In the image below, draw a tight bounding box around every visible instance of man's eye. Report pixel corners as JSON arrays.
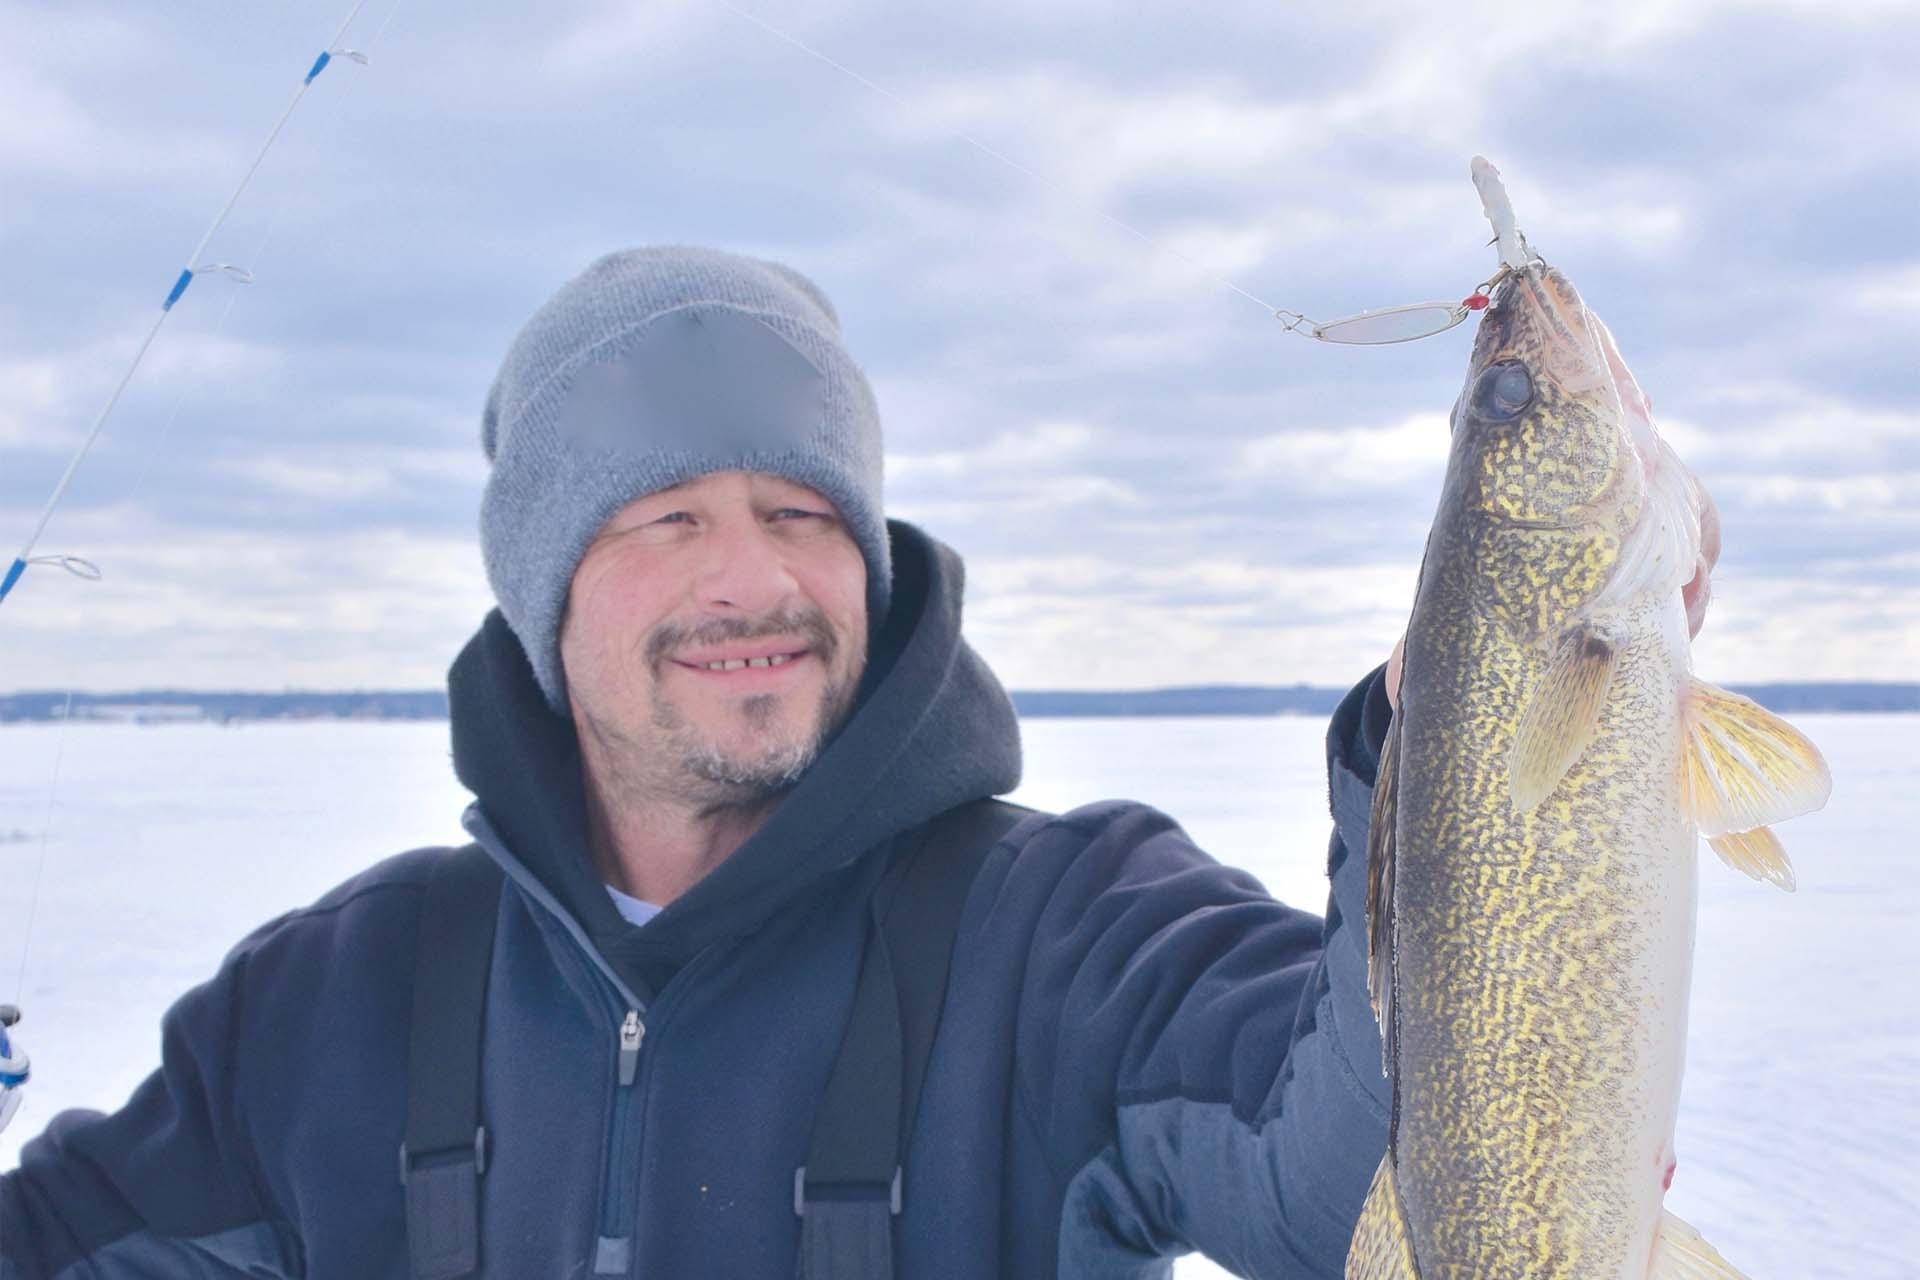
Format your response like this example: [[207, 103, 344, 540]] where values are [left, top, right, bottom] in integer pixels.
[[772, 508, 824, 521], [653, 511, 691, 524]]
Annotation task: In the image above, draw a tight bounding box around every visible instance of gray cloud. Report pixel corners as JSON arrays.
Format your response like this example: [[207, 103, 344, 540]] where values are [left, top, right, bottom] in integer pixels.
[[1, 0, 1915, 690]]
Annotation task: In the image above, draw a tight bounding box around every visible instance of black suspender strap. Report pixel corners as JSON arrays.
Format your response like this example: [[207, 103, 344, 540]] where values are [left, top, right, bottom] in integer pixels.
[[402, 844, 503, 1280], [795, 798, 1032, 1280], [399, 801, 1032, 1280]]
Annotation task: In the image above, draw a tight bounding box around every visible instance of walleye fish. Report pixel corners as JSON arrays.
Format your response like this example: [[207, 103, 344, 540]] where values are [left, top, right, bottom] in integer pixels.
[[1346, 258, 1831, 1279]]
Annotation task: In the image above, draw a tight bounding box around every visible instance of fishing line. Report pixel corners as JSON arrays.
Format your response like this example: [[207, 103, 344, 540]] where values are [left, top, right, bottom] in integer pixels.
[[0, 0, 381, 610], [8, 694, 71, 1007], [121, 269, 258, 508], [0, 689, 66, 1239], [122, 0, 408, 511], [0, 0, 409, 1158], [711, 0, 1288, 319], [2, 0, 412, 923]]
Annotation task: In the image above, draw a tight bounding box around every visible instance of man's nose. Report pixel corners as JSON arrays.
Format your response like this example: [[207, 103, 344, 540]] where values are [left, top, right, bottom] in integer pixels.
[[694, 516, 800, 614]]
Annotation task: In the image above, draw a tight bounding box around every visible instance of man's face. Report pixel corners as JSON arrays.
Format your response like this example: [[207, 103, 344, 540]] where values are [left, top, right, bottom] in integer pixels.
[[559, 470, 869, 807]]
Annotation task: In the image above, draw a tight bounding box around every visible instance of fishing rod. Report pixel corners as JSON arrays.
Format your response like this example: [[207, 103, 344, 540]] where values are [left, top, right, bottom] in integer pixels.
[[0, 0, 405, 1146], [0, 2, 385, 610]]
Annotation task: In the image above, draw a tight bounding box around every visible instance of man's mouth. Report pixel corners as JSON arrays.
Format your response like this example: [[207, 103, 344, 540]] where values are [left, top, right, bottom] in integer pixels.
[[671, 642, 813, 675]]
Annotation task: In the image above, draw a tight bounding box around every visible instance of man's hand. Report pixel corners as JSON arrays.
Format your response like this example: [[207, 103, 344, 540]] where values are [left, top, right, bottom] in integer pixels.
[[1385, 487, 1721, 712], [0, 1004, 26, 1133]]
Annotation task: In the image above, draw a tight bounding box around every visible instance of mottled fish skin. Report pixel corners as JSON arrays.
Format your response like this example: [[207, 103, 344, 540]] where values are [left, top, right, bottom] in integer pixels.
[[1388, 264, 1698, 1279]]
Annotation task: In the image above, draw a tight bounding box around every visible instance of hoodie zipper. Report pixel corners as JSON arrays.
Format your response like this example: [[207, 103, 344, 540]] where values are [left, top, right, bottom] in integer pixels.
[[593, 1004, 646, 1274], [461, 809, 655, 1277], [618, 1009, 644, 1085], [593, 953, 728, 1274], [462, 808, 751, 1276]]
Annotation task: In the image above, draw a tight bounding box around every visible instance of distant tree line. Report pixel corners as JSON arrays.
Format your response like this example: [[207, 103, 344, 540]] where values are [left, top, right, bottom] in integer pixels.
[[2, 682, 1918, 724], [0, 691, 449, 724]]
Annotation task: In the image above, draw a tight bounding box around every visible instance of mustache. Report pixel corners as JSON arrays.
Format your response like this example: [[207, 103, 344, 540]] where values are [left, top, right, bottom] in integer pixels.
[[644, 607, 839, 669]]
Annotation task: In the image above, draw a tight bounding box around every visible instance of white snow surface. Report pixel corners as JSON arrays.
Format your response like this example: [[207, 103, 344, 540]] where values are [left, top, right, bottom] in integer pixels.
[[1, 714, 1914, 1277]]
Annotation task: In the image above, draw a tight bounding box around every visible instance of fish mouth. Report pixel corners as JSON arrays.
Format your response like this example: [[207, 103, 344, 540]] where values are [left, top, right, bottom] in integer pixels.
[[1482, 264, 1617, 404]]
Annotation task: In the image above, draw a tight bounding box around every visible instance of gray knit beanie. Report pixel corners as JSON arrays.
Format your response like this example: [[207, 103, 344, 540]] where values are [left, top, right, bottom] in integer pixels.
[[479, 246, 890, 714]]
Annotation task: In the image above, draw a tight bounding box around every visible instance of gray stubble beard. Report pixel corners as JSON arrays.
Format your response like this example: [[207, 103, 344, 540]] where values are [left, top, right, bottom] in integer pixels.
[[656, 671, 856, 805], [611, 605, 864, 811]]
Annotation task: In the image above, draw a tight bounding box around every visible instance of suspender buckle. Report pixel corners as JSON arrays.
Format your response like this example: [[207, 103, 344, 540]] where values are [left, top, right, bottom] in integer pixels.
[[400, 1128, 489, 1279], [792, 1165, 902, 1217], [399, 1126, 489, 1185]]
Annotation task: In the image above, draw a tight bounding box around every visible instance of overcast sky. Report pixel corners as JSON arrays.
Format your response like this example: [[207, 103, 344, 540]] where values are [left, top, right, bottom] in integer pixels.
[[1, 0, 1914, 693]]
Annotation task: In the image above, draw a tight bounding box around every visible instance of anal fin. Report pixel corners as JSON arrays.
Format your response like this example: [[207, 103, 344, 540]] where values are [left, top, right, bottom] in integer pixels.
[[1650, 1208, 1750, 1279], [1345, 1158, 1419, 1279]]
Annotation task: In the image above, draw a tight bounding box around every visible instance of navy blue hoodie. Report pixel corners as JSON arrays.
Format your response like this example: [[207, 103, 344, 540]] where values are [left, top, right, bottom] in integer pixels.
[[1, 520, 1390, 1278]]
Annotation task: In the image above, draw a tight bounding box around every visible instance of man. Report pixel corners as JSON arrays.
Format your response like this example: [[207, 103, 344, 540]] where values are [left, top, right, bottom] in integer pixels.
[[0, 246, 1714, 1278]]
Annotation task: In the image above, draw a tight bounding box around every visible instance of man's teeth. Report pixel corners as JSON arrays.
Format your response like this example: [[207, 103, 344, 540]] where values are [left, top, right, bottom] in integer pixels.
[[700, 653, 796, 671]]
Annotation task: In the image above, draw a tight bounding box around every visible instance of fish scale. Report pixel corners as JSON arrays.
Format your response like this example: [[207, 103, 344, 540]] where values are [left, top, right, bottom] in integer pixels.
[[1395, 598, 1693, 1278]]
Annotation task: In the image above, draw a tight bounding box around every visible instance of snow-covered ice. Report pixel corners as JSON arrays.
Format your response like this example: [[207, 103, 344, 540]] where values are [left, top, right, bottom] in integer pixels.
[[2, 713, 1914, 1277]]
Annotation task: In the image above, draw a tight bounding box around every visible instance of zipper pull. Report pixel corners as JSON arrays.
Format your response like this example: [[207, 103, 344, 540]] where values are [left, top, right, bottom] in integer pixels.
[[618, 1010, 644, 1086]]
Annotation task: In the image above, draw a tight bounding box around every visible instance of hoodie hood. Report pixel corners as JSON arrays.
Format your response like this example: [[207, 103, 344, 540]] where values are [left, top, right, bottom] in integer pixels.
[[448, 518, 1022, 997]]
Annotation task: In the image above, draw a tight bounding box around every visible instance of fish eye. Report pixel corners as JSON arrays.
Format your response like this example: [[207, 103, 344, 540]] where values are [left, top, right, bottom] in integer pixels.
[[1475, 360, 1533, 421]]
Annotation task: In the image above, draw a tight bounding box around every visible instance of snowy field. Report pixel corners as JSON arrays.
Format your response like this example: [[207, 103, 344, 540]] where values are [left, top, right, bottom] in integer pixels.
[[1, 713, 1914, 1277]]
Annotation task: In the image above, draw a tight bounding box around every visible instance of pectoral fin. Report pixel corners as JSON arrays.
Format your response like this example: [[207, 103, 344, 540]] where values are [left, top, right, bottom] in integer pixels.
[[1649, 1208, 1750, 1279], [1509, 628, 1618, 813], [1345, 1158, 1420, 1279], [1682, 680, 1831, 891]]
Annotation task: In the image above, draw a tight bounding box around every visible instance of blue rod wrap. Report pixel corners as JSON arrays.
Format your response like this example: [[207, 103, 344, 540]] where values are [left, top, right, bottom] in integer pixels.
[[0, 557, 25, 603], [162, 268, 194, 310], [305, 50, 332, 84]]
